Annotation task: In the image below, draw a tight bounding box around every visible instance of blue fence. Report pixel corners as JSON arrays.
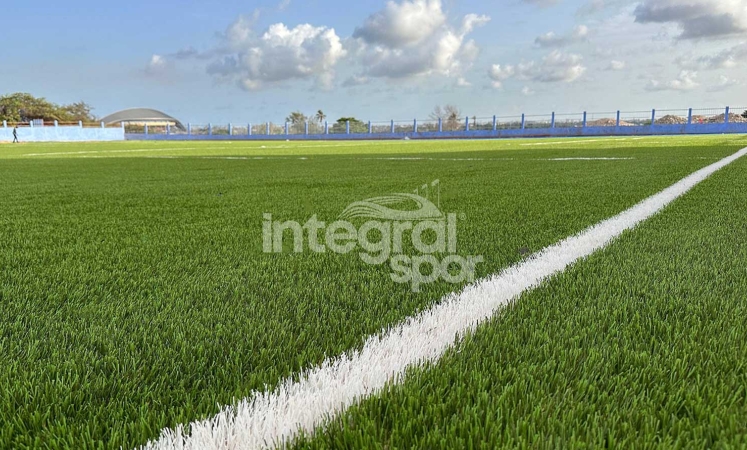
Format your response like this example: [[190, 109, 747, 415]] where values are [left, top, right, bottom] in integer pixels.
[[1, 121, 124, 142], [126, 106, 746, 141]]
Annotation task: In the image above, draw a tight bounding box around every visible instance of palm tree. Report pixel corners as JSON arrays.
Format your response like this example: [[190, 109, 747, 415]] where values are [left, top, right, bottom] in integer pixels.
[[286, 111, 307, 125], [315, 110, 326, 124]]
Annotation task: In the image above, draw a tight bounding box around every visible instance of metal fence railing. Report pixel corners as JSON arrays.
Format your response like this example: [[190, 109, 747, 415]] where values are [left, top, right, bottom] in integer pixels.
[[7, 107, 747, 136], [584, 111, 616, 127], [654, 109, 689, 125], [28, 106, 740, 137], [524, 114, 553, 129]]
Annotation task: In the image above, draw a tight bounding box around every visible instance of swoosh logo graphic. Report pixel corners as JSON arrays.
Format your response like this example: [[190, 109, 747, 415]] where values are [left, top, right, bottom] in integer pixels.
[[339, 193, 444, 221]]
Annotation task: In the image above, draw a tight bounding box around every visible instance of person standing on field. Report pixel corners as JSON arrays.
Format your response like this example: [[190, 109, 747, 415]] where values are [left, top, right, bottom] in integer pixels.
[[12, 126, 19, 143]]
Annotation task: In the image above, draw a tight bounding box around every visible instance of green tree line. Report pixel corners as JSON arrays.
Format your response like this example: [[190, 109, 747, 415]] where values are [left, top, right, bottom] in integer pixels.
[[283, 105, 464, 133], [0, 93, 96, 124]]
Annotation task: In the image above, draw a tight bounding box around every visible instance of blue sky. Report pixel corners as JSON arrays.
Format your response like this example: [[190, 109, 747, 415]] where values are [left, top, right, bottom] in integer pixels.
[[2, 0, 745, 123]]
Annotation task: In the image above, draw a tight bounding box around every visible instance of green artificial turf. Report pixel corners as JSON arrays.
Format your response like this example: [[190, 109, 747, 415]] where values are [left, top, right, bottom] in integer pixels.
[[0, 136, 744, 448], [296, 144, 747, 449]]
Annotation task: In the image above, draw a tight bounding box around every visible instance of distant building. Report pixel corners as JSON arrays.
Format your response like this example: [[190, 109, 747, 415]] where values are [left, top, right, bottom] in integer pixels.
[[100, 108, 185, 130]]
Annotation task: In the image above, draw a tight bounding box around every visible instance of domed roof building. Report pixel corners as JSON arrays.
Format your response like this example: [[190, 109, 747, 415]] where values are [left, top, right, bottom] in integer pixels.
[[100, 108, 185, 130]]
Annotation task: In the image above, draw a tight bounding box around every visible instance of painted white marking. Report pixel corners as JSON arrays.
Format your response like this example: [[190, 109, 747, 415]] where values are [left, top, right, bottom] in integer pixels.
[[361, 157, 512, 161], [121, 156, 632, 163], [246, 142, 393, 150], [519, 137, 646, 147], [546, 157, 634, 161], [139, 147, 747, 450], [366, 157, 632, 162], [20, 141, 395, 157], [22, 147, 199, 156], [520, 139, 603, 146]]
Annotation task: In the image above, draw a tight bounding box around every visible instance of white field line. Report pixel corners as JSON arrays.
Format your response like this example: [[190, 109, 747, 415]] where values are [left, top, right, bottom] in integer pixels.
[[520, 139, 605, 146], [519, 137, 647, 146], [365, 157, 514, 161], [22, 136, 685, 158], [363, 157, 633, 162], [250, 142, 395, 150], [138, 146, 747, 450], [199, 156, 309, 161], [22, 147, 200, 156], [125, 156, 633, 162], [546, 157, 634, 161], [21, 141, 396, 157], [21, 136, 662, 158]]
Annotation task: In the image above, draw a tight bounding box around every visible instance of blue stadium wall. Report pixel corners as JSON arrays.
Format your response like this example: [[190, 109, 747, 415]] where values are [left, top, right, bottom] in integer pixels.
[[2, 122, 744, 143], [0, 126, 124, 142], [126, 122, 747, 141]]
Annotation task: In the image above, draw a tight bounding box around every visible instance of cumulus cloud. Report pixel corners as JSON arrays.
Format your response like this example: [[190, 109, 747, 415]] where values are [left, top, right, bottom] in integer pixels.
[[353, 0, 446, 48], [532, 51, 587, 82], [646, 70, 699, 91], [456, 77, 472, 87], [488, 64, 516, 88], [148, 55, 166, 70], [608, 60, 626, 70], [521, 86, 535, 95], [224, 13, 260, 49], [349, 0, 490, 80], [146, 55, 167, 72], [634, 0, 747, 39], [145, 0, 490, 90], [207, 21, 345, 90], [490, 51, 586, 87], [535, 25, 589, 48], [708, 74, 740, 91], [678, 41, 747, 69]]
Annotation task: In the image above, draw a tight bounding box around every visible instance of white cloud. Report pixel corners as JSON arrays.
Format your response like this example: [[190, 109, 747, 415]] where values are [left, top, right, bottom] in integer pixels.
[[461, 13, 492, 35], [353, 0, 446, 48], [206, 22, 345, 90], [521, 86, 535, 95], [151, 0, 491, 91], [608, 60, 626, 70], [634, 0, 747, 39], [488, 64, 515, 88], [490, 51, 587, 87], [535, 25, 589, 48], [224, 14, 259, 50], [490, 51, 586, 88], [646, 70, 699, 91], [144, 55, 170, 76], [534, 51, 587, 82], [349, 0, 490, 80], [146, 55, 166, 71], [678, 42, 747, 69], [708, 74, 740, 91], [456, 77, 472, 87]]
